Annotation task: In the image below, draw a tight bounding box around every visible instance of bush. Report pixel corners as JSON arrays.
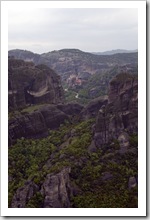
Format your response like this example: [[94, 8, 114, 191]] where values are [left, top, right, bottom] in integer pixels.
[[129, 135, 138, 147]]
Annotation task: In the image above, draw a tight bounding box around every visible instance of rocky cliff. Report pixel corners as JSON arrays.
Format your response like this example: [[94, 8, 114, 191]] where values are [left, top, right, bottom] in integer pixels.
[[41, 167, 72, 208], [94, 72, 138, 148], [8, 58, 64, 110], [8, 72, 138, 208], [80, 95, 108, 120], [8, 103, 83, 146], [11, 168, 72, 208]]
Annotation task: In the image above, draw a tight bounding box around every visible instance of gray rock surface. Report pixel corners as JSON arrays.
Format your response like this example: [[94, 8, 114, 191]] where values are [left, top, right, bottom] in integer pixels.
[[11, 180, 39, 208], [41, 167, 72, 208], [9, 102, 84, 146], [80, 96, 108, 119], [94, 73, 138, 148], [57, 102, 83, 115], [118, 132, 130, 154], [8, 58, 64, 110], [128, 176, 137, 189]]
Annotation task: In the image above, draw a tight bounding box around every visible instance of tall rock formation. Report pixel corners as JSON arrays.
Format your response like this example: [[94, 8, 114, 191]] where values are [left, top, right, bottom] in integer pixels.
[[94, 72, 138, 148], [8, 58, 64, 110], [41, 167, 72, 208]]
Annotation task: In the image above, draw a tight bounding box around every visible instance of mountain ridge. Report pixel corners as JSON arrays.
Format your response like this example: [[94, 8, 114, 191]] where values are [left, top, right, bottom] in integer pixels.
[[92, 49, 138, 55], [9, 48, 138, 56], [8, 48, 138, 80]]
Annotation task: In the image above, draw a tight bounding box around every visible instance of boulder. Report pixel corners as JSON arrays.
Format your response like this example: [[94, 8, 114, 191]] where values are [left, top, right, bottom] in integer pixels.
[[118, 132, 130, 154], [41, 167, 72, 208], [128, 176, 137, 189]]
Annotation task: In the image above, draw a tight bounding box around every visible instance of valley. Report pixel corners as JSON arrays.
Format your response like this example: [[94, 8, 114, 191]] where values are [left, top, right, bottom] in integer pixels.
[[9, 48, 137, 105], [8, 49, 138, 208]]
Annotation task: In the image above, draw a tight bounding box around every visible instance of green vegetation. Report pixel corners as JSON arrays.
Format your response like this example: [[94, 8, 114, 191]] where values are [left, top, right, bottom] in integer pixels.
[[8, 104, 47, 119], [63, 66, 124, 105], [64, 89, 77, 103], [8, 118, 138, 208], [26, 192, 44, 208], [63, 66, 138, 105], [129, 134, 138, 147]]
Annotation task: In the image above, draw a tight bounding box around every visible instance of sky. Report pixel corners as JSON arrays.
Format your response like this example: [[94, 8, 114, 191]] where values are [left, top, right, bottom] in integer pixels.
[[8, 8, 138, 54]]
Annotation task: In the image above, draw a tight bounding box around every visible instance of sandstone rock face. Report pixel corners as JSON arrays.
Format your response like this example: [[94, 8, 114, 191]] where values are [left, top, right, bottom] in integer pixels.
[[8, 58, 64, 110], [94, 73, 138, 148], [41, 167, 72, 208], [11, 180, 39, 208]]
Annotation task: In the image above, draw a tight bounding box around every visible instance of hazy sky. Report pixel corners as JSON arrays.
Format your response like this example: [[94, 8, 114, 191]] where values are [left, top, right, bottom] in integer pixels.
[[8, 8, 138, 54]]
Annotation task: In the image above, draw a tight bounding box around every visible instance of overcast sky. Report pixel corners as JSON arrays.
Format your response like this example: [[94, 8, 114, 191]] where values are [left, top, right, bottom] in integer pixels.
[[8, 8, 138, 54]]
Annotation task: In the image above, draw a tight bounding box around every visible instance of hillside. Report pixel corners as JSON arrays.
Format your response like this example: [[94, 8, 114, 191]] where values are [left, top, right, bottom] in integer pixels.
[[9, 49, 138, 105], [64, 64, 138, 105], [9, 49, 138, 82], [8, 70, 138, 208]]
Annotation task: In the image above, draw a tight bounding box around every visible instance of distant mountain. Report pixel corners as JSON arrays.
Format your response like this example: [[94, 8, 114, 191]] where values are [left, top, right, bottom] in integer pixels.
[[92, 49, 138, 55], [9, 48, 138, 82], [8, 49, 40, 63]]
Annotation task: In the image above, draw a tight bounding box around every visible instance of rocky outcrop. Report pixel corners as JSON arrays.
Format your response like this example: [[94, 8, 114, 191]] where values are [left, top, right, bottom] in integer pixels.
[[57, 102, 83, 116], [8, 102, 84, 146], [8, 105, 69, 145], [8, 111, 48, 145], [11, 180, 39, 208], [80, 96, 108, 119], [8, 58, 64, 110], [39, 105, 70, 130], [41, 167, 72, 208], [128, 177, 137, 189], [94, 73, 138, 148], [118, 132, 130, 154]]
